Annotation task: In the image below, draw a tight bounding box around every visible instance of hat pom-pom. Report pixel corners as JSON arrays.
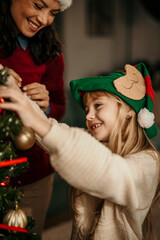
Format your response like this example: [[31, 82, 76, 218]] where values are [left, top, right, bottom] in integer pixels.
[[137, 108, 155, 129]]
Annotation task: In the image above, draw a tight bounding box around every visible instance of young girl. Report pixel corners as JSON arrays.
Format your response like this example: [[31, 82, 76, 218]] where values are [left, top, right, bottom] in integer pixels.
[[0, 0, 72, 234], [0, 63, 159, 240]]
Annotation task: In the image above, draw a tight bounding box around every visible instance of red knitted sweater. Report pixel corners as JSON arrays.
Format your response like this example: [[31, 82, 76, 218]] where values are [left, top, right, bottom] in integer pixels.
[[0, 47, 66, 186]]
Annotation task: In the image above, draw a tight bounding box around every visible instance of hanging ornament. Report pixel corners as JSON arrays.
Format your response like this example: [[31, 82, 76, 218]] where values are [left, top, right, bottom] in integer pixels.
[[3, 203, 28, 231], [13, 126, 36, 150]]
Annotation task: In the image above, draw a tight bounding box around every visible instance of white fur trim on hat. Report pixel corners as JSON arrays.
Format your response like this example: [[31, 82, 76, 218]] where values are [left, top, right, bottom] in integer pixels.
[[57, 0, 72, 11], [137, 108, 155, 129]]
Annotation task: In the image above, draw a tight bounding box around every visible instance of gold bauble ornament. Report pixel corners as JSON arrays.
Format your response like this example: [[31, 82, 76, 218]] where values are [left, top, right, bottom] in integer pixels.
[[3, 204, 28, 230], [13, 126, 36, 150]]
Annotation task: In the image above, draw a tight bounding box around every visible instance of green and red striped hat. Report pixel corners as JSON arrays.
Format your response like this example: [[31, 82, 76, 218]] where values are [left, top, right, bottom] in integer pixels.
[[70, 63, 157, 139]]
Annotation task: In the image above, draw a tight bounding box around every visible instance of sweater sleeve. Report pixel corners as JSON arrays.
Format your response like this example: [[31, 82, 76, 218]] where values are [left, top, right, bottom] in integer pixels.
[[42, 53, 66, 121], [40, 122, 159, 209], [26, 94, 69, 154]]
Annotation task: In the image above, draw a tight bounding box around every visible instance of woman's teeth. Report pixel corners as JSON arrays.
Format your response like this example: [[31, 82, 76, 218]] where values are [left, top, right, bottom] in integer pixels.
[[28, 20, 38, 29]]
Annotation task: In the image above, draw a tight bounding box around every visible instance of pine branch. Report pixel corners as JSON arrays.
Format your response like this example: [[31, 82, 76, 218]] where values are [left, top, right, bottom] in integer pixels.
[[0, 67, 10, 85]]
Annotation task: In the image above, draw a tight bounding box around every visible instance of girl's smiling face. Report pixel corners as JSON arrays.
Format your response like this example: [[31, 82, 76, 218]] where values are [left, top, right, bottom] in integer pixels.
[[84, 92, 119, 142], [10, 0, 60, 37]]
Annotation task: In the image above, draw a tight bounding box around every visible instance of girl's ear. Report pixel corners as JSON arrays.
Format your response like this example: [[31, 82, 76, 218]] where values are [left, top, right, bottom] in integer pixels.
[[126, 110, 134, 119]]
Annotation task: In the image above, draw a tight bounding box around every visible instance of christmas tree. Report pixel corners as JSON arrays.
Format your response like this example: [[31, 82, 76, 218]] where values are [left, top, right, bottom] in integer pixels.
[[0, 67, 40, 240]]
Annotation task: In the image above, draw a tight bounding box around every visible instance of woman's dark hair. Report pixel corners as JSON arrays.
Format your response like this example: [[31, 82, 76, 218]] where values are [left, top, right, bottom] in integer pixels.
[[0, 0, 63, 65]]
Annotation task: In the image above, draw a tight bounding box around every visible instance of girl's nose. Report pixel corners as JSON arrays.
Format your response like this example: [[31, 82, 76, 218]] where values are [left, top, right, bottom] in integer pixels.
[[86, 110, 95, 121]]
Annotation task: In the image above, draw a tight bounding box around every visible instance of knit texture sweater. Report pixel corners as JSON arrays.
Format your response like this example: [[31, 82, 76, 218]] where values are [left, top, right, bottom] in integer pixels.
[[30, 99, 159, 240], [0, 47, 66, 185]]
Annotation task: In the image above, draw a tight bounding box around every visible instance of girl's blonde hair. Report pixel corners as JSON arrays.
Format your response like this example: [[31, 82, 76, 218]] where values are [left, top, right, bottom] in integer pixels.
[[71, 91, 160, 239]]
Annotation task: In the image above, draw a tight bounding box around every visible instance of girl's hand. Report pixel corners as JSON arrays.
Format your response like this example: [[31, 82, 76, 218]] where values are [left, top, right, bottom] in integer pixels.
[[22, 83, 49, 113], [0, 86, 51, 137], [8, 68, 22, 88], [0, 65, 21, 90]]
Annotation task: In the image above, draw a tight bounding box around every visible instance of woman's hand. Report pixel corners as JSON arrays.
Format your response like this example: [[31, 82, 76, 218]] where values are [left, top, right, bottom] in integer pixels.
[[22, 83, 49, 113], [0, 86, 51, 137]]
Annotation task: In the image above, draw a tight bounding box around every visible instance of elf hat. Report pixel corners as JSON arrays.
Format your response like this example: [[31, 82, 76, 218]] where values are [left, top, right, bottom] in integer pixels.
[[70, 63, 157, 139], [58, 0, 72, 11]]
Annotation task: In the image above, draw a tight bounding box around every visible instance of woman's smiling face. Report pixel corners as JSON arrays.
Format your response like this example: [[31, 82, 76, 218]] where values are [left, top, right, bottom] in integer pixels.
[[10, 0, 60, 37], [84, 92, 119, 142]]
